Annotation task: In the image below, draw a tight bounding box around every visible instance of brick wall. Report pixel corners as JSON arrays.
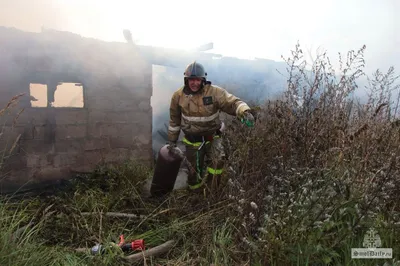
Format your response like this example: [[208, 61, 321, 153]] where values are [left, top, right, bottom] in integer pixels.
[[0, 27, 153, 193]]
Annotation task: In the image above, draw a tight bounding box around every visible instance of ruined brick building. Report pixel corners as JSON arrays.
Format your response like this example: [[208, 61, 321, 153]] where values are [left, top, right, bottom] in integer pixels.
[[0, 26, 285, 194], [0, 27, 229, 193], [0, 27, 157, 193]]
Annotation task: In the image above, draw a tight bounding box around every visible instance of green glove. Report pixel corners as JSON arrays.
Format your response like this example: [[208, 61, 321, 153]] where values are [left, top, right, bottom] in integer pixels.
[[240, 110, 255, 127]]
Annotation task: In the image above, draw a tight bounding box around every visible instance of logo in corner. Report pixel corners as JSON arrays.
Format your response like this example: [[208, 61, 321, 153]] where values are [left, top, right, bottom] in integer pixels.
[[351, 226, 392, 259], [362, 227, 382, 248]]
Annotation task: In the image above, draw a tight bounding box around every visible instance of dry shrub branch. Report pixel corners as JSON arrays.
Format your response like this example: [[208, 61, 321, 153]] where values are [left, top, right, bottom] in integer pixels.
[[222, 42, 400, 264]]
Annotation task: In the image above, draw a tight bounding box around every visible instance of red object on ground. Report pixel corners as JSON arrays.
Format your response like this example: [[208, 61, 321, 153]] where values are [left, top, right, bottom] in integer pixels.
[[118, 234, 145, 252]]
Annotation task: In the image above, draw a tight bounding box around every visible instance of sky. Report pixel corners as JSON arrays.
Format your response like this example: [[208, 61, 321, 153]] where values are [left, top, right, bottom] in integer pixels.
[[0, 0, 398, 74]]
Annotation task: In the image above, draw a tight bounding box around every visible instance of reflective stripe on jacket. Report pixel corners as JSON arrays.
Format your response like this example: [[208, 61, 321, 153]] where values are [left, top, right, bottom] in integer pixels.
[[167, 83, 250, 142]]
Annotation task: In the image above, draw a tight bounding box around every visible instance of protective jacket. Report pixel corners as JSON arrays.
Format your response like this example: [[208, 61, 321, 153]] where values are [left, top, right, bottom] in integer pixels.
[[168, 83, 250, 142]]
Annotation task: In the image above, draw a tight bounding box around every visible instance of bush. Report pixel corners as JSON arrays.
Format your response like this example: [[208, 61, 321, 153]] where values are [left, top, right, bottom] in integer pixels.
[[222, 42, 400, 265], [1, 43, 400, 265]]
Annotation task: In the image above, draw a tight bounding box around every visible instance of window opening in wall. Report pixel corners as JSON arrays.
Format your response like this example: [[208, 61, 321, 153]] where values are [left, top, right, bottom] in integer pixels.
[[51, 82, 84, 108], [29, 83, 48, 107]]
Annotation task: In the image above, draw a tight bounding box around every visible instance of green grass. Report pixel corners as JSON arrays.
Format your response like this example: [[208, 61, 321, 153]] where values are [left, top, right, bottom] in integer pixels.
[[1, 152, 400, 265], [0, 197, 87, 266], [1, 43, 400, 265]]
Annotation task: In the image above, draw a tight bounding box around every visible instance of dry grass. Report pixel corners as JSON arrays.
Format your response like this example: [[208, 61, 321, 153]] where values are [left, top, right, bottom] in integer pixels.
[[221, 42, 400, 265], [1, 43, 400, 265], [0, 93, 25, 173]]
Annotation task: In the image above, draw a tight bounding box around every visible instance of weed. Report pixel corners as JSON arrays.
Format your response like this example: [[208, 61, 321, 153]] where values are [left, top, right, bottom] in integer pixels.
[[1, 43, 400, 265]]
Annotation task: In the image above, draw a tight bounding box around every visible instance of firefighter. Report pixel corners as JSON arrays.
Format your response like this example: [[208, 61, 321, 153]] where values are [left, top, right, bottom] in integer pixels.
[[167, 61, 255, 191]]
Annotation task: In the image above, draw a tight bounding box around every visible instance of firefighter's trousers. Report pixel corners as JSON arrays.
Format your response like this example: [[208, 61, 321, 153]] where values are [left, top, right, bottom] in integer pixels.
[[183, 135, 225, 191]]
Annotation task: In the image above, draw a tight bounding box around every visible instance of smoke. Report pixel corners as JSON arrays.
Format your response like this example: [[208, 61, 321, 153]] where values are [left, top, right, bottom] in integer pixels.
[[150, 58, 290, 154], [0, 0, 129, 43], [151, 65, 183, 153], [0, 0, 67, 32], [3, 1, 370, 148]]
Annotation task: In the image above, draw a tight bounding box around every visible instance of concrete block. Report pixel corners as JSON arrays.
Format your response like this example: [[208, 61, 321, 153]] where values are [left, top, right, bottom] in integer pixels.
[[55, 124, 87, 140], [82, 149, 107, 166], [1, 126, 20, 141], [0, 125, 42, 142], [102, 148, 138, 163], [0, 28, 158, 184], [9, 125, 48, 141], [87, 96, 141, 111], [0, 165, 37, 185], [138, 100, 151, 112], [20, 139, 53, 153], [53, 153, 80, 167], [127, 111, 147, 122], [25, 125, 45, 140], [29, 167, 71, 182], [86, 96, 115, 110], [0, 169, 31, 194], [55, 139, 84, 153], [109, 136, 135, 149], [55, 109, 87, 125], [27, 154, 51, 168], [0, 138, 21, 154], [88, 110, 131, 124], [13, 108, 48, 126], [83, 137, 110, 151], [72, 148, 143, 170], [138, 121, 152, 136], [88, 122, 138, 138], [136, 143, 153, 157], [0, 109, 29, 126], [135, 134, 151, 145], [1, 154, 27, 172], [0, 93, 28, 116]]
